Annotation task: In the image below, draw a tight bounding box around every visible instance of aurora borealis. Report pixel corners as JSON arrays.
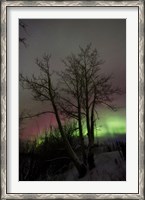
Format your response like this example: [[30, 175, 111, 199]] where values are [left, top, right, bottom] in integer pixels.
[[19, 18, 127, 183], [19, 19, 126, 141], [20, 108, 126, 141]]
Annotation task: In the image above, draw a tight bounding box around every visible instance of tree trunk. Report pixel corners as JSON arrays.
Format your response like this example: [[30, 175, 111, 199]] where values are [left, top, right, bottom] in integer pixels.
[[51, 97, 87, 177], [83, 65, 95, 169], [77, 94, 87, 165], [78, 116, 87, 164], [84, 90, 95, 169], [85, 87, 95, 169], [88, 96, 96, 170]]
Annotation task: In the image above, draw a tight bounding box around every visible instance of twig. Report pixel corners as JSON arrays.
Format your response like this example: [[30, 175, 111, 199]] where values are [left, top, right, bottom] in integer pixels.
[[20, 110, 55, 120]]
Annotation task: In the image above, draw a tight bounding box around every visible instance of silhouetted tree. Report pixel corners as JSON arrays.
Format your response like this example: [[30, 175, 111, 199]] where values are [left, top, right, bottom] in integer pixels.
[[19, 21, 29, 47], [20, 54, 87, 178], [58, 55, 87, 164], [60, 44, 121, 169]]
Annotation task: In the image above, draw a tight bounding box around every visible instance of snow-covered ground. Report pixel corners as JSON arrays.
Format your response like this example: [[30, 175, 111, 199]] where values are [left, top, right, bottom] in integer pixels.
[[19, 135, 126, 181], [60, 151, 126, 181]]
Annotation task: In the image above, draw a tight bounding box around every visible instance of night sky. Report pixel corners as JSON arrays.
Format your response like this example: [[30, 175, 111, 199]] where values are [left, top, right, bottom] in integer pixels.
[[19, 19, 126, 139]]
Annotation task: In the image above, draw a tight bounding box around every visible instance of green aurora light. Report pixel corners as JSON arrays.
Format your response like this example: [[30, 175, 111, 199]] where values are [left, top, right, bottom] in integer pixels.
[[73, 116, 125, 137], [74, 108, 126, 137], [36, 109, 126, 146]]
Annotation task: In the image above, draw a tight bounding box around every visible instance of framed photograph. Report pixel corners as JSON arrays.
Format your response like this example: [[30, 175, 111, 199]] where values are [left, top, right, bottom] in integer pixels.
[[1, 0, 144, 199]]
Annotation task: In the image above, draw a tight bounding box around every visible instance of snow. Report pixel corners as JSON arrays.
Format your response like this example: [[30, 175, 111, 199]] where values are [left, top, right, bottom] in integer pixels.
[[63, 151, 126, 181]]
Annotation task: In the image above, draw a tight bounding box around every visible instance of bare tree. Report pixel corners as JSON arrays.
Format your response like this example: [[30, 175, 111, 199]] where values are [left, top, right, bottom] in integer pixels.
[[58, 55, 87, 164], [20, 54, 87, 178], [19, 21, 29, 47], [59, 44, 122, 169], [19, 110, 27, 132]]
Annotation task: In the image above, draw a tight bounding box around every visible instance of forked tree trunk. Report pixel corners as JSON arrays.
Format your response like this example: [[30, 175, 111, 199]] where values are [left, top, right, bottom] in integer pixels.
[[83, 66, 95, 169]]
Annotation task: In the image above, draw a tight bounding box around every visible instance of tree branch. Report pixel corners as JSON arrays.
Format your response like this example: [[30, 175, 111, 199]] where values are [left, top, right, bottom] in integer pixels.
[[20, 110, 55, 120]]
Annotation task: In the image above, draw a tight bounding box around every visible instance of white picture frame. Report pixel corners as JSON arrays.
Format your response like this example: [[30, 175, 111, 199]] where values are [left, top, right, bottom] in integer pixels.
[[1, 1, 144, 199]]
